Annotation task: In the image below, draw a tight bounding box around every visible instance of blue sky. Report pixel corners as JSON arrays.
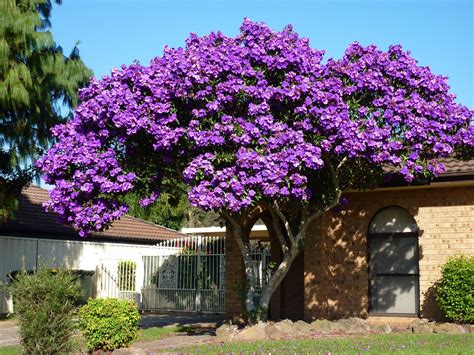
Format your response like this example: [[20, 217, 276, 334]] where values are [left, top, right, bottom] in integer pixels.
[[52, 0, 473, 107]]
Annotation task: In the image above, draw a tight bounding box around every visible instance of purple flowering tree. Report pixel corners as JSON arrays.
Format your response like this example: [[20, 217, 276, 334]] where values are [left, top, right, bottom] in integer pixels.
[[38, 20, 473, 321]]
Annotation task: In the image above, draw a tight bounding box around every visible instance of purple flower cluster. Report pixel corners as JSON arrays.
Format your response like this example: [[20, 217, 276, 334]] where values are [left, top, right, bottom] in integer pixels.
[[37, 19, 473, 236]]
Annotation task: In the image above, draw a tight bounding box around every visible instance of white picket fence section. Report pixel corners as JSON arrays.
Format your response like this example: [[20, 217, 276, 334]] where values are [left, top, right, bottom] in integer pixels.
[[1, 234, 271, 315]]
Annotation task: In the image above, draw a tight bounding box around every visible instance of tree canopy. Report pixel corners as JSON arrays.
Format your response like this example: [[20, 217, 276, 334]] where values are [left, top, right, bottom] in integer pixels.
[[37, 19, 473, 319], [0, 0, 92, 218], [38, 19, 473, 236]]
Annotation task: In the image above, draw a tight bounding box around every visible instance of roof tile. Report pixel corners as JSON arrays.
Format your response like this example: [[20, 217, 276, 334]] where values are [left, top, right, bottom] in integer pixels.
[[1, 186, 186, 243]]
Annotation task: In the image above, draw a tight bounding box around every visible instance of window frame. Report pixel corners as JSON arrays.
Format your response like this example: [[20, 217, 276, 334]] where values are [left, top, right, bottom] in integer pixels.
[[367, 206, 420, 316]]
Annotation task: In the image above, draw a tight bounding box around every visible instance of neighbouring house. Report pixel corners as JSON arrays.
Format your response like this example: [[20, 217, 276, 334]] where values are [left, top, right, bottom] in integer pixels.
[[225, 158, 474, 326], [182, 225, 269, 241], [0, 185, 187, 315]]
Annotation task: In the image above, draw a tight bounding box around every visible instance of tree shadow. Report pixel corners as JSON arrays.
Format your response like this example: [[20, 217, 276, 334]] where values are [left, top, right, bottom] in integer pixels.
[[420, 281, 446, 321], [304, 201, 425, 321]]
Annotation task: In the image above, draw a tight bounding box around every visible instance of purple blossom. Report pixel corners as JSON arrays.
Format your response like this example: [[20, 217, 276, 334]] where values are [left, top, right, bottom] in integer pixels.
[[37, 19, 474, 236]]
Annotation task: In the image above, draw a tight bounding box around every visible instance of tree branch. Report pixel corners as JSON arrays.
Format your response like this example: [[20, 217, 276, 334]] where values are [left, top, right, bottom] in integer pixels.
[[270, 201, 296, 246], [268, 205, 290, 255], [336, 156, 348, 172], [296, 157, 345, 238]]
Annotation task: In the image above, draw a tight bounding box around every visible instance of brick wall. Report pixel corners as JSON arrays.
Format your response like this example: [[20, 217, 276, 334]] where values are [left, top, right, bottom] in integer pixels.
[[304, 185, 474, 322], [224, 227, 246, 319]]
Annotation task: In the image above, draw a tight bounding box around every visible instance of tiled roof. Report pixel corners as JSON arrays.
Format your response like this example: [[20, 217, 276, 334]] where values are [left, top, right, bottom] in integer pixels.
[[440, 158, 474, 176], [1, 186, 187, 243]]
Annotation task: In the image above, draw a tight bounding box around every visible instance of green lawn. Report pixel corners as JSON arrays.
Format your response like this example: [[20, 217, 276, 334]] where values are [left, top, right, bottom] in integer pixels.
[[2, 331, 471, 354], [0, 346, 20, 355], [137, 325, 194, 342], [0, 325, 191, 354], [169, 333, 474, 354]]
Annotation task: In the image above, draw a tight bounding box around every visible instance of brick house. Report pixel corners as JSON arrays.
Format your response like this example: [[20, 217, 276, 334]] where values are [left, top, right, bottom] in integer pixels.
[[225, 159, 474, 325]]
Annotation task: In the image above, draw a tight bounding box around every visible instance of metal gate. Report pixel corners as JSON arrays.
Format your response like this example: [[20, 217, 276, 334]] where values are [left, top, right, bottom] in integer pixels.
[[98, 259, 141, 304], [96, 235, 271, 314], [141, 236, 226, 313]]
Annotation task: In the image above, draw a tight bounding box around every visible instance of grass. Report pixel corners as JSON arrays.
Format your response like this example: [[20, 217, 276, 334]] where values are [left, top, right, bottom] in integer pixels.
[[168, 333, 474, 354], [1, 332, 472, 354], [137, 325, 195, 342], [0, 346, 20, 355], [0, 325, 193, 354]]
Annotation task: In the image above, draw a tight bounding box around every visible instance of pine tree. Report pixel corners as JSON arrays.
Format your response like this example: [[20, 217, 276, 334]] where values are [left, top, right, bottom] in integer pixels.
[[0, 0, 92, 219]]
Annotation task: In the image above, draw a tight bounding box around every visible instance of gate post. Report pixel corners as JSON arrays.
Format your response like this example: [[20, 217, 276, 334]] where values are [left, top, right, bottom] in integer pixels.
[[195, 235, 202, 312]]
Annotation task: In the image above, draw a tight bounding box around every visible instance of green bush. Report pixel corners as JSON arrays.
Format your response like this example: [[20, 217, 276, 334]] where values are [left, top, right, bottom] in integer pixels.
[[78, 298, 140, 351], [10, 267, 81, 354], [435, 255, 474, 323]]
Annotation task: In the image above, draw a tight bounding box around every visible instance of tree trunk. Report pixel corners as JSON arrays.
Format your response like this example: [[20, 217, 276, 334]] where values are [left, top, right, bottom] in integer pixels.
[[256, 246, 301, 321], [224, 192, 341, 323]]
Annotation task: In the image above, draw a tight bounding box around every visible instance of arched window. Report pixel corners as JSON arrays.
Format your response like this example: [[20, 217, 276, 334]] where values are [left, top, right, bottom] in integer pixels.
[[368, 207, 419, 315]]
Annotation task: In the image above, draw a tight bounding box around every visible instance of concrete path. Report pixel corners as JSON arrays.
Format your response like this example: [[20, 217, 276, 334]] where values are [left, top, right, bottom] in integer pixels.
[[0, 319, 20, 347], [139, 312, 225, 329]]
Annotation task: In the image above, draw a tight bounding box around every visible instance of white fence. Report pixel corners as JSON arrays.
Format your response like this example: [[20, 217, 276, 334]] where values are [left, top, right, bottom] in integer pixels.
[[1, 235, 271, 315], [141, 236, 226, 313], [0, 235, 162, 314]]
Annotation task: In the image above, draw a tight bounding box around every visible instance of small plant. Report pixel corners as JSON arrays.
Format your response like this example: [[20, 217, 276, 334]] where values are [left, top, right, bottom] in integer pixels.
[[78, 298, 140, 351], [10, 266, 81, 354], [436, 255, 473, 323], [247, 305, 268, 324]]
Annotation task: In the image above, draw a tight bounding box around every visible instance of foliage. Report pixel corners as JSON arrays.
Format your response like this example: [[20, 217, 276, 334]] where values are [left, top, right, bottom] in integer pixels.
[[124, 191, 187, 230], [0, 0, 92, 218], [0, 164, 33, 223], [9, 266, 81, 354], [124, 190, 222, 230], [37, 19, 473, 236], [37, 19, 473, 319], [117, 260, 137, 291], [78, 298, 140, 351], [435, 255, 474, 323], [169, 334, 474, 354]]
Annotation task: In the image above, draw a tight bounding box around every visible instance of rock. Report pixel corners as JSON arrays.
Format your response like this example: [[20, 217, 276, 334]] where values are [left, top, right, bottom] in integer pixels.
[[410, 319, 435, 333], [293, 320, 313, 335], [215, 323, 239, 341], [433, 323, 465, 334], [371, 324, 392, 334], [264, 323, 284, 340], [233, 322, 267, 341], [337, 318, 370, 334], [310, 319, 331, 333], [463, 324, 474, 334], [264, 319, 296, 339], [310, 319, 339, 334]]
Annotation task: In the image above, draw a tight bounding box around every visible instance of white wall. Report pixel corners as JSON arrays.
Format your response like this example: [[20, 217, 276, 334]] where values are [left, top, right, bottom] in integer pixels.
[[0, 235, 170, 314]]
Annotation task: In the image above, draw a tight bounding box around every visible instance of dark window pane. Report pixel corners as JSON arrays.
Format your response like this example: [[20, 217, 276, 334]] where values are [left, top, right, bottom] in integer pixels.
[[371, 275, 418, 314], [371, 237, 418, 274]]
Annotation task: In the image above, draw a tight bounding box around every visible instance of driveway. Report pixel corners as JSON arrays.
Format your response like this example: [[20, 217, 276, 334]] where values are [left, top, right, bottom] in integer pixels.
[[0, 319, 20, 347], [139, 312, 225, 329]]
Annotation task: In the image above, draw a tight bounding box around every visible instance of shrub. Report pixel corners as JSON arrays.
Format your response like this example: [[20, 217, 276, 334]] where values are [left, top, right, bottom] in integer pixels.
[[435, 255, 474, 323], [78, 298, 140, 351], [10, 267, 81, 354]]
